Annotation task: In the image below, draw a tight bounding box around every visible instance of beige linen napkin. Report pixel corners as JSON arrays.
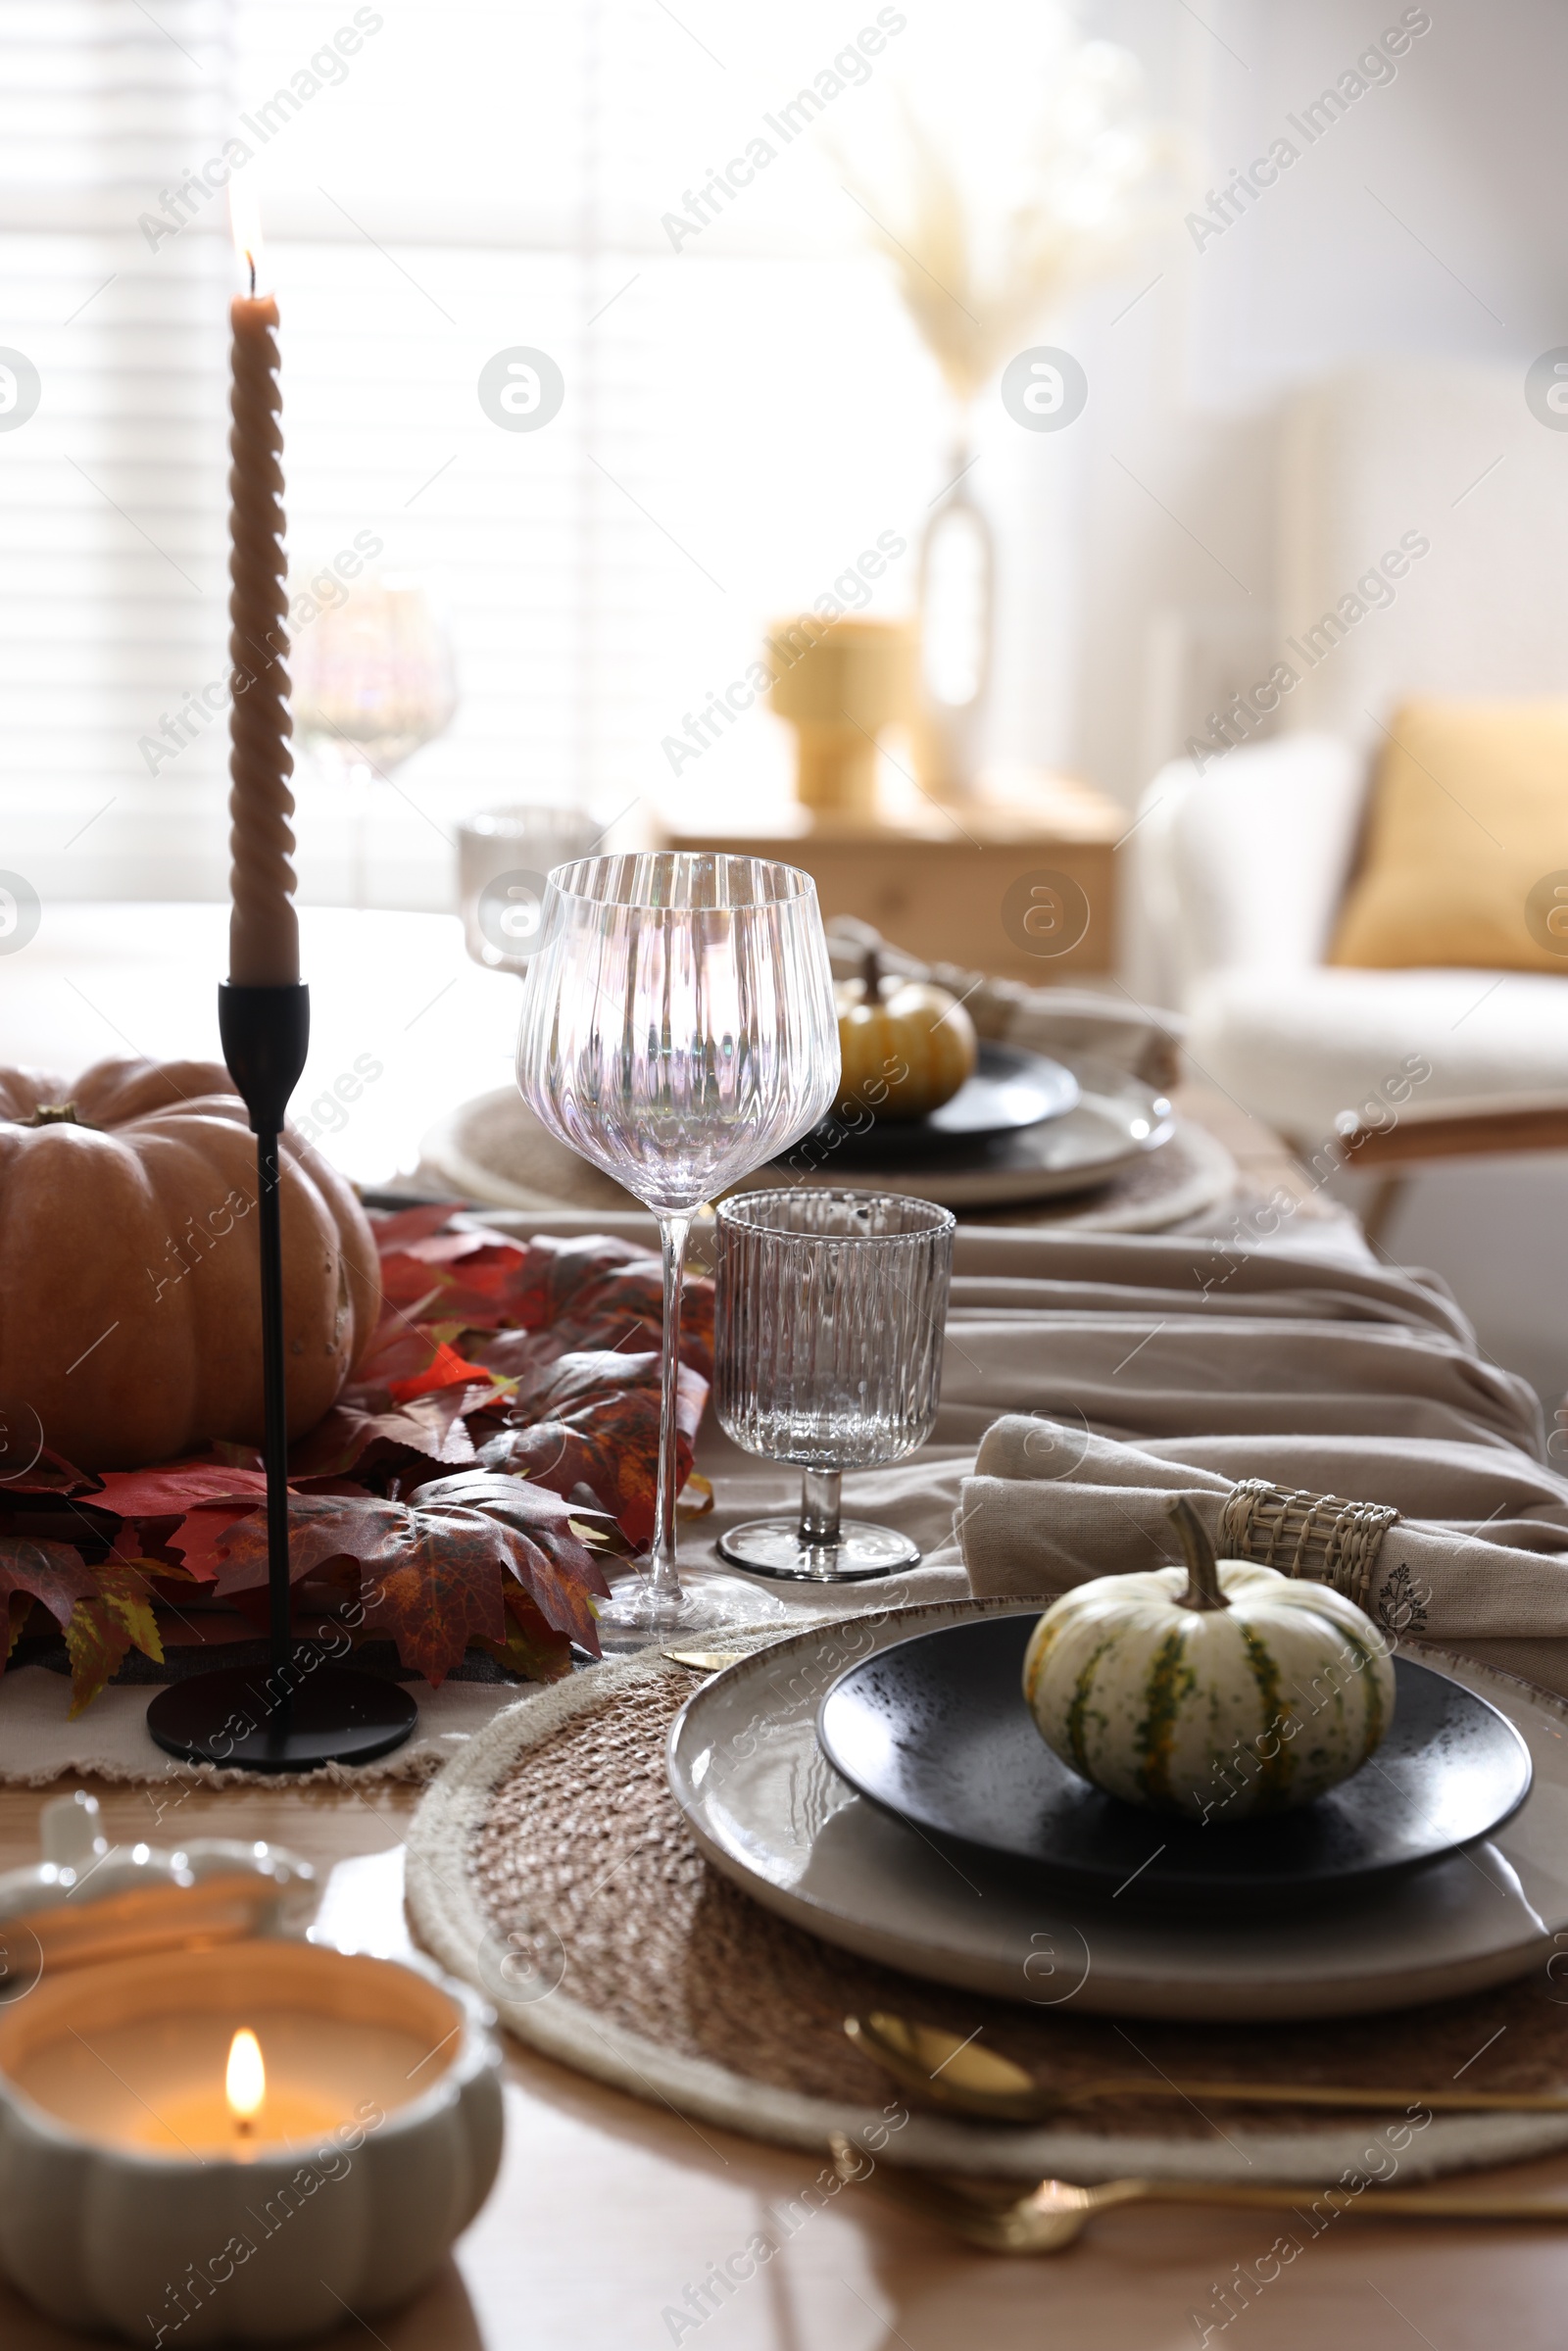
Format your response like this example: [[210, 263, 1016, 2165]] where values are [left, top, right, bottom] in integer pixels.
[[947, 1225, 1568, 1698]]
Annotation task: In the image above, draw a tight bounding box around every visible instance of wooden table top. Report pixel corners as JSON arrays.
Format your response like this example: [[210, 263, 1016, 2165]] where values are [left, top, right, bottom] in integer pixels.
[[1, 1777, 1564, 2350]]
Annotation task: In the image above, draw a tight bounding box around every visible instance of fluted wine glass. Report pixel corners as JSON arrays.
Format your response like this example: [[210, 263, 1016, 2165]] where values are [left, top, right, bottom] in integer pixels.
[[515, 853, 841, 1649]]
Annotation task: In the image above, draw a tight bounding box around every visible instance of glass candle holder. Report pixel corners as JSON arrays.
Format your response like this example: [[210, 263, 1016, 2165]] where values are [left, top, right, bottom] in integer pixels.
[[713, 1189, 955, 1582], [458, 805, 603, 974]]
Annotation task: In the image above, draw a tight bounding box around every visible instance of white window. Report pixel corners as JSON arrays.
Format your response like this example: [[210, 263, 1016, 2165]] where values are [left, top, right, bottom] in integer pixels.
[[0, 0, 959, 911]]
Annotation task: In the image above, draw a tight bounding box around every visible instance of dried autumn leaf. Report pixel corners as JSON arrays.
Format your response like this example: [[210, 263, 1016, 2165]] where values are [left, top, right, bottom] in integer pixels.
[[0, 1447, 102, 1499], [15, 1206, 711, 1717], [466, 1260, 715, 1385], [471, 1592, 574, 1684], [0, 1538, 101, 1665], [385, 1339, 499, 1405], [92, 1464, 270, 1518], [163, 1503, 258, 1583], [676, 1472, 714, 1520], [213, 1482, 609, 1682], [367, 1202, 466, 1250], [286, 1386, 479, 1480], [475, 1349, 708, 1544], [63, 1560, 168, 1717]]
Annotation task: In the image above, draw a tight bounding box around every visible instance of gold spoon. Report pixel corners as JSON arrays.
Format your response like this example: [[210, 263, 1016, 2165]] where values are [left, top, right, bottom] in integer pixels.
[[827, 2133, 1568, 2252], [662, 1646, 748, 1673], [847, 2011, 1568, 2123]]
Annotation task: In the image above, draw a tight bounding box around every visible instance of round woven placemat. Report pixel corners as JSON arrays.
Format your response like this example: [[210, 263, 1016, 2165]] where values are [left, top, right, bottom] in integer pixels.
[[405, 1641, 1568, 2183]]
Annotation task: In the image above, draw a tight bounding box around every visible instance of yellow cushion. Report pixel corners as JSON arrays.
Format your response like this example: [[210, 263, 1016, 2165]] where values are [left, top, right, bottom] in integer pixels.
[[1329, 699, 1568, 971]]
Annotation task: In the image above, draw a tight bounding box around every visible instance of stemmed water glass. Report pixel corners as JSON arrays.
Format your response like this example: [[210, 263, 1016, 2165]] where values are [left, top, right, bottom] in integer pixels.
[[514, 852, 841, 1650], [713, 1190, 955, 1580]]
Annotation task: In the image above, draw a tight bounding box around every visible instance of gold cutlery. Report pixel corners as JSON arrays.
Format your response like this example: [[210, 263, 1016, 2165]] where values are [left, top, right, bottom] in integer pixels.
[[827, 2132, 1568, 2252], [662, 1645, 748, 1673], [847, 2010, 1568, 2122]]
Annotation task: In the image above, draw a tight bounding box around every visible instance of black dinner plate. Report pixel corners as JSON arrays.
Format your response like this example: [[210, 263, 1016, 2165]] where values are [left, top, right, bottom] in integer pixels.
[[815, 1614, 1533, 1901], [787, 1043, 1080, 1172]]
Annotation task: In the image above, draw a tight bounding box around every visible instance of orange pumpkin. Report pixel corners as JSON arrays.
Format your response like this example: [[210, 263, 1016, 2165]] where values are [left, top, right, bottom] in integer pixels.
[[0, 1058, 381, 1470]]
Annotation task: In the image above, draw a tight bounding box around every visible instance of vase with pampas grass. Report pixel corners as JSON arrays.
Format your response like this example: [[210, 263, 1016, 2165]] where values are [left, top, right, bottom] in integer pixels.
[[837, 28, 1179, 801]]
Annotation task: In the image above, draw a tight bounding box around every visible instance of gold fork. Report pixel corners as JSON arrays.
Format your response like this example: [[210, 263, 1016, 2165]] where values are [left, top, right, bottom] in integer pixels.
[[827, 2134, 1568, 2253]]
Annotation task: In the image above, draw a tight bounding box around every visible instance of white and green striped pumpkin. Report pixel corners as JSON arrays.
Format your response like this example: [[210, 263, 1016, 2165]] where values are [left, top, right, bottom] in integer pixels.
[[1021, 1499, 1396, 1822]]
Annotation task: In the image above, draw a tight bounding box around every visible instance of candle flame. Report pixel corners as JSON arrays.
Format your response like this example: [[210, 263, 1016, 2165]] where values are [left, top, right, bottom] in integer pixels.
[[228, 180, 265, 295], [225, 2028, 266, 2125]]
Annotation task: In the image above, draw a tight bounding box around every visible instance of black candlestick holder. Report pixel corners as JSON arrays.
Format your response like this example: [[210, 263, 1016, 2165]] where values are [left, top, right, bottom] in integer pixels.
[[146, 983, 417, 1770]]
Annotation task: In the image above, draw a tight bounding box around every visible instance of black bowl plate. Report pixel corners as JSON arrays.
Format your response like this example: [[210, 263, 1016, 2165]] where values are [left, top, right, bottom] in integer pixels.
[[791, 1043, 1080, 1170], [816, 1614, 1533, 1900]]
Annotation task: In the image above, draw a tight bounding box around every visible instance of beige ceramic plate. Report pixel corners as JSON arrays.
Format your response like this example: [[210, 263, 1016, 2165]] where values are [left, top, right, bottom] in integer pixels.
[[666, 1601, 1568, 2024], [420, 1058, 1200, 1217]]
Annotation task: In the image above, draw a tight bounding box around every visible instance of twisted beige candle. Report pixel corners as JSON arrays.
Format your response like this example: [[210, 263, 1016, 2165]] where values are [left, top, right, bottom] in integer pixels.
[[226, 290, 298, 988]]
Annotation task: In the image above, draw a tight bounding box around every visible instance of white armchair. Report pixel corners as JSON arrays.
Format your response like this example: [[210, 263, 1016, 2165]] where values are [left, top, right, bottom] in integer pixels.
[[1124, 730, 1568, 1150], [1125, 363, 1568, 1210]]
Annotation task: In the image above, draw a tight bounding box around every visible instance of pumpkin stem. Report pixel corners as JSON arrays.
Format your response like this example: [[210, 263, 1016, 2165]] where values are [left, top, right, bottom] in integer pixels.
[[861, 946, 881, 1002], [24, 1102, 81, 1127], [1169, 1496, 1230, 1611]]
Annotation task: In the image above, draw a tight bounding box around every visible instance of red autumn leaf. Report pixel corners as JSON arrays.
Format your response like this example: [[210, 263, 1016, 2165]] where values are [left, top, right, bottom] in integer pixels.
[[211, 1481, 609, 1682], [163, 1502, 259, 1582], [14, 1208, 711, 1710], [476, 1348, 709, 1544], [386, 1232, 666, 1341], [367, 1202, 466, 1250], [0, 1542, 168, 1716], [0, 1538, 101, 1663], [0, 1447, 102, 1500], [472, 1592, 574, 1684], [287, 1386, 479, 1480], [386, 1339, 498, 1405], [93, 1463, 270, 1518]]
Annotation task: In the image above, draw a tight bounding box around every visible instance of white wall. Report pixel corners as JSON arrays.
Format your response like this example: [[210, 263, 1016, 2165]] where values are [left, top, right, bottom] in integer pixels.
[[1003, 0, 1568, 805], [1058, 0, 1568, 1410]]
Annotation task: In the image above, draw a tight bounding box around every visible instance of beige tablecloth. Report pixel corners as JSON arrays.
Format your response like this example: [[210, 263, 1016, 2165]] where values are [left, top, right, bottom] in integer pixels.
[[8, 1217, 1564, 1782], [935, 1227, 1568, 1699]]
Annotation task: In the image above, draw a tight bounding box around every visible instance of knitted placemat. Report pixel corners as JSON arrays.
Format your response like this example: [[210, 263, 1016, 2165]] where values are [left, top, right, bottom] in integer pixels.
[[405, 1639, 1568, 2184]]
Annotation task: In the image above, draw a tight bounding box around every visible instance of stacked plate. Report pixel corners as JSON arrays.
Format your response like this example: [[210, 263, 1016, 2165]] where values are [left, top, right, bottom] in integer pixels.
[[758, 1046, 1177, 1210], [666, 1601, 1566, 2022]]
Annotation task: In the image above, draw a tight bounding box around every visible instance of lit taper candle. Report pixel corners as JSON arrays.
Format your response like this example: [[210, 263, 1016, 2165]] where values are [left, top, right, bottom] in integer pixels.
[[225, 184, 298, 987]]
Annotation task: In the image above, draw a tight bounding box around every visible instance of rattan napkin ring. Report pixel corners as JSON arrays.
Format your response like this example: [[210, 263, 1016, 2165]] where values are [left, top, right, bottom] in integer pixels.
[[1218, 1479, 1400, 1614]]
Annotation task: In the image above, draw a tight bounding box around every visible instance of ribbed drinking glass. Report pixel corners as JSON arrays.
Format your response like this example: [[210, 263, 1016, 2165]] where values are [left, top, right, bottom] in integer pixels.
[[713, 1189, 956, 1581], [515, 853, 840, 1647]]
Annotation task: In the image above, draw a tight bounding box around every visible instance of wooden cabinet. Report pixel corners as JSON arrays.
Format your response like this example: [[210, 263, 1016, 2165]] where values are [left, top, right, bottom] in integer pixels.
[[661, 770, 1122, 981]]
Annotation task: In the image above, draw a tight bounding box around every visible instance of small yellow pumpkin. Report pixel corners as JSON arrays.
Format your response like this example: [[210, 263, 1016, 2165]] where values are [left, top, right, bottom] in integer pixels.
[[835, 951, 978, 1121], [1022, 1499, 1396, 1821]]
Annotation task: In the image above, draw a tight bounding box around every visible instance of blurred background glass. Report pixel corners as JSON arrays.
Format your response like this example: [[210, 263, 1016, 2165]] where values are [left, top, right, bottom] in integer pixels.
[[458, 805, 603, 974], [292, 571, 457, 909]]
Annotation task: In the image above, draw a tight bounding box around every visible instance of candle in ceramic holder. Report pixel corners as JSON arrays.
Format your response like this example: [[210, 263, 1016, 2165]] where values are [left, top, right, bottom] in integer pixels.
[[0, 1938, 503, 2342]]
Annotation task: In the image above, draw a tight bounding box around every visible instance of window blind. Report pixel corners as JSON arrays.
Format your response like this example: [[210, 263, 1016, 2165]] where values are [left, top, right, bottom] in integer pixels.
[[0, 0, 956, 909]]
